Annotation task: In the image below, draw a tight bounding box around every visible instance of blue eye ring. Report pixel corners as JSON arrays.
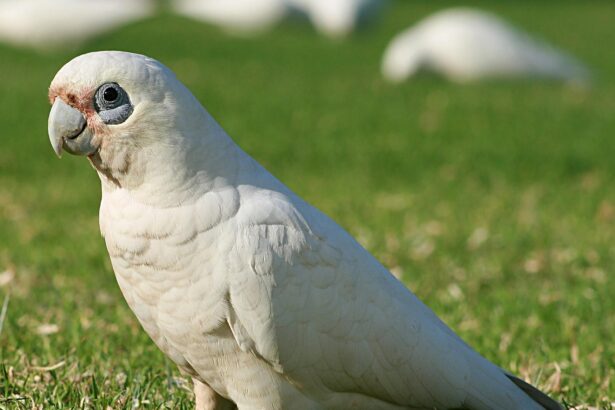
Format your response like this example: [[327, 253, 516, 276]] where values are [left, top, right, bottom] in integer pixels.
[[94, 82, 133, 125]]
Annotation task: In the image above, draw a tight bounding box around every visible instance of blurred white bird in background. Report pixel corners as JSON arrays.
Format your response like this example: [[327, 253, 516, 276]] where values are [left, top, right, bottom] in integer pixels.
[[286, 0, 385, 39], [0, 0, 385, 48], [47, 50, 563, 410], [171, 0, 385, 38], [382, 8, 590, 84], [0, 0, 153, 50], [171, 0, 287, 34]]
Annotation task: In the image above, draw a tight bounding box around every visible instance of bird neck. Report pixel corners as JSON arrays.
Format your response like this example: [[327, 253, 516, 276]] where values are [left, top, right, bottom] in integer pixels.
[[95, 114, 246, 209]]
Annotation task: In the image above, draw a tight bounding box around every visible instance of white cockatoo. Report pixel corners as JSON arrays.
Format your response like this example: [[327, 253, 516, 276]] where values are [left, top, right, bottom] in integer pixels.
[[48, 51, 562, 410], [382, 8, 590, 84], [0, 0, 153, 50], [172, 0, 287, 34], [286, 0, 385, 39]]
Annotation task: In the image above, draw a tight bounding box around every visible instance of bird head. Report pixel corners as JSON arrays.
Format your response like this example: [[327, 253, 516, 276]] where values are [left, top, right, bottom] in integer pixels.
[[47, 51, 222, 192]]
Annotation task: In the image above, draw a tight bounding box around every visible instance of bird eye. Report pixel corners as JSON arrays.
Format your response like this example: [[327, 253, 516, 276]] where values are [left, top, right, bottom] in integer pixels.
[[103, 86, 119, 103], [94, 82, 133, 125]]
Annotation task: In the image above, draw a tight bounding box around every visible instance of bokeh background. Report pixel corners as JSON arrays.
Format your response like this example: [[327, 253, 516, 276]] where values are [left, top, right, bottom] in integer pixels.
[[0, 0, 613, 408]]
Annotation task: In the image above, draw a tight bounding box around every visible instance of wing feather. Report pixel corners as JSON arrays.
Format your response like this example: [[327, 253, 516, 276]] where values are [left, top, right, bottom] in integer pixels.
[[224, 189, 544, 409]]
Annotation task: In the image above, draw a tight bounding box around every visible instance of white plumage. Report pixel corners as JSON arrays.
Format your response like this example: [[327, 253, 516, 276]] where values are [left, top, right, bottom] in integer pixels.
[[382, 8, 589, 84], [286, 0, 385, 39], [170, 0, 383, 38], [172, 0, 287, 34], [47, 51, 561, 409], [0, 0, 153, 50]]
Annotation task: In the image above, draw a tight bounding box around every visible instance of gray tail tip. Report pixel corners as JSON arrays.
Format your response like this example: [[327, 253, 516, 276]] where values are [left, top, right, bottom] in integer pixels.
[[506, 374, 564, 410]]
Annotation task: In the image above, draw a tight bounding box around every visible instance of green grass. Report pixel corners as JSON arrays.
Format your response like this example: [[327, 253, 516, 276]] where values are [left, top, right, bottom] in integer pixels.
[[1, 0, 614, 408]]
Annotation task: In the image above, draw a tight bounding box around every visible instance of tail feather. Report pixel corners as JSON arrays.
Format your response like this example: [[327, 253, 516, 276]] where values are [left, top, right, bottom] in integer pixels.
[[505, 374, 563, 410]]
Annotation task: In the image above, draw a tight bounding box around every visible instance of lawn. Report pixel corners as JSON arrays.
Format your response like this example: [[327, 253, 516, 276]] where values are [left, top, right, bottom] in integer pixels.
[[0, 0, 614, 408]]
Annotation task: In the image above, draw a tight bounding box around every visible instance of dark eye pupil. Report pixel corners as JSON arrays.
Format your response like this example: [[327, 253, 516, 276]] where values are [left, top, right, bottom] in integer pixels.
[[103, 86, 118, 102]]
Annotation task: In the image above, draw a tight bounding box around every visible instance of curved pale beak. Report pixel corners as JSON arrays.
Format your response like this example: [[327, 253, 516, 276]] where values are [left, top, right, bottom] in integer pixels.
[[48, 98, 97, 157]]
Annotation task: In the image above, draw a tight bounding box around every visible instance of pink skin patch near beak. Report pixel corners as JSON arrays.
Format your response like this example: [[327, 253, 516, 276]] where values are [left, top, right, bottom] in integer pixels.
[[48, 85, 107, 135]]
